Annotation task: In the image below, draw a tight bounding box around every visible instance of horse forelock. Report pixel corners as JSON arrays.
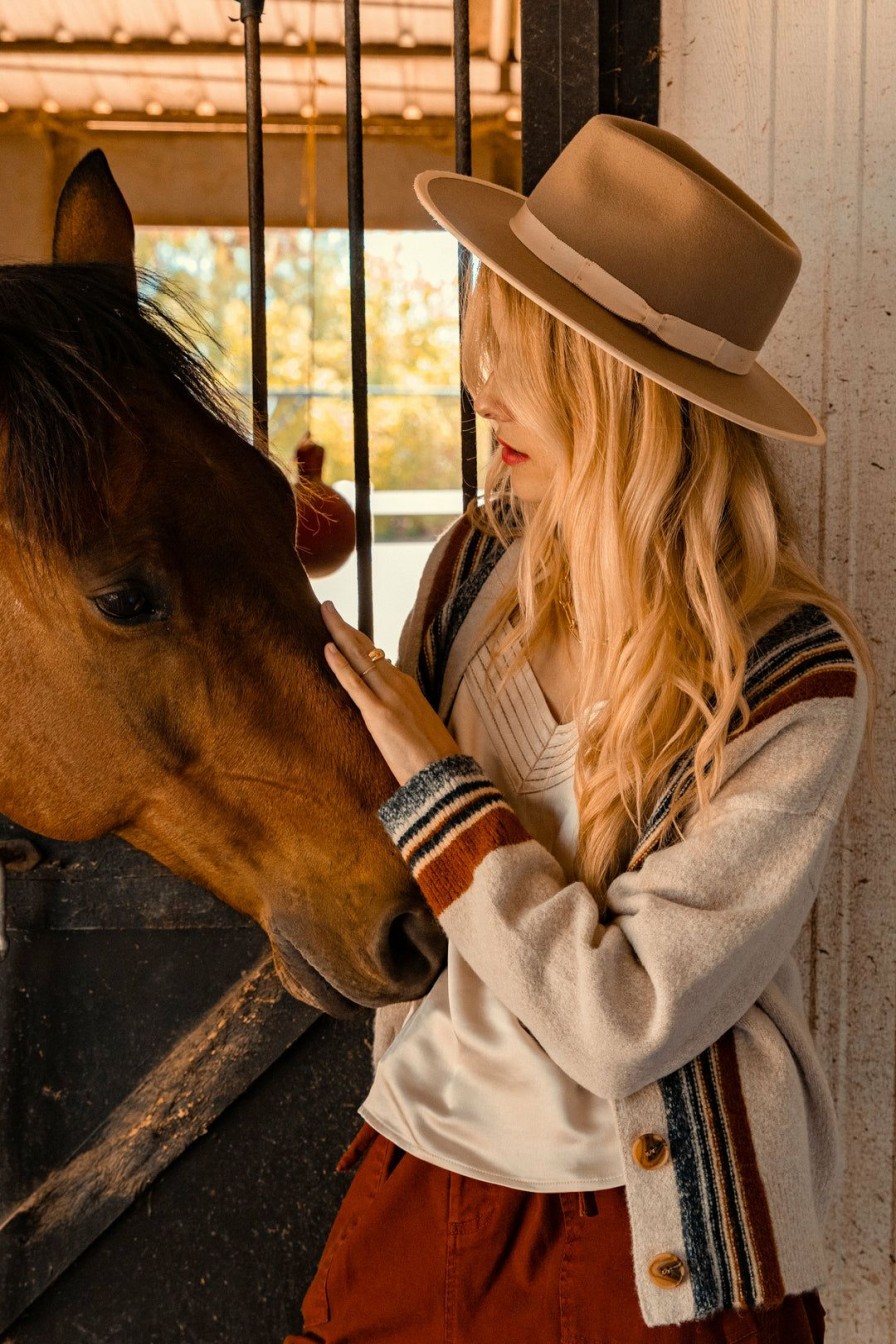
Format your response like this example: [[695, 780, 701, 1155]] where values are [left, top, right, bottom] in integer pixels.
[[0, 263, 252, 559]]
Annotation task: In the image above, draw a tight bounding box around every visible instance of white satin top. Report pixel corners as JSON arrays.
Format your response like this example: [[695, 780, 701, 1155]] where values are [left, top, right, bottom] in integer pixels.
[[358, 615, 627, 1191]]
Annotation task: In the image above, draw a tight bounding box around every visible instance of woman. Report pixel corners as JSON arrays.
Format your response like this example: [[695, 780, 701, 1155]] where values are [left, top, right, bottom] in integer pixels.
[[286, 115, 877, 1344]]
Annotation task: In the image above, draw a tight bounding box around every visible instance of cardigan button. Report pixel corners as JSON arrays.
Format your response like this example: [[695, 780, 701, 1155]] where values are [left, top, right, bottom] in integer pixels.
[[632, 1132, 669, 1169], [648, 1253, 687, 1288]]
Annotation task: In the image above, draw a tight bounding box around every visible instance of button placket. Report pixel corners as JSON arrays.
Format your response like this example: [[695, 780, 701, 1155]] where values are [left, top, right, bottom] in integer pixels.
[[628, 1131, 686, 1293]]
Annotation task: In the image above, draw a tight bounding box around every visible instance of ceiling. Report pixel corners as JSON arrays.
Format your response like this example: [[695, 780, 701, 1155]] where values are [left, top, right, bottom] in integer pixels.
[[0, 0, 521, 127]]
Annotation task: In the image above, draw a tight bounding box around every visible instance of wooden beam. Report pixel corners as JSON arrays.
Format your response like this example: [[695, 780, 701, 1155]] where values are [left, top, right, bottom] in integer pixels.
[[0, 954, 322, 1332], [520, 0, 599, 192], [0, 121, 520, 242], [0, 38, 494, 59]]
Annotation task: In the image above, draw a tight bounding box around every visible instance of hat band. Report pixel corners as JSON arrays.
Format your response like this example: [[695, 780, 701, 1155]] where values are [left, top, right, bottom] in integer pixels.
[[508, 203, 760, 376]]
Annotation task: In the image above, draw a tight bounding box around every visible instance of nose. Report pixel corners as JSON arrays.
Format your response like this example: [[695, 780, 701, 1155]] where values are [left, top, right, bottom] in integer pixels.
[[473, 373, 507, 423], [373, 903, 447, 997]]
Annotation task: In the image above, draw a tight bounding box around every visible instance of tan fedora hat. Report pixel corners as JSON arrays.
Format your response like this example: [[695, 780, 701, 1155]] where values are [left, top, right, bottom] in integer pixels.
[[414, 114, 825, 445]]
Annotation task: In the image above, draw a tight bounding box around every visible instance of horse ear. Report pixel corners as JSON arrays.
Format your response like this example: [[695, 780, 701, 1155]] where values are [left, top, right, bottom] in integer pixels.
[[52, 149, 136, 291]]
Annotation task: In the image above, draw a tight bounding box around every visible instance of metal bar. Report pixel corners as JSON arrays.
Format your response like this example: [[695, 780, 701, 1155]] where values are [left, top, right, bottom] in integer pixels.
[[71, 114, 510, 137], [343, 0, 374, 638], [240, 0, 269, 453], [453, 0, 478, 510]]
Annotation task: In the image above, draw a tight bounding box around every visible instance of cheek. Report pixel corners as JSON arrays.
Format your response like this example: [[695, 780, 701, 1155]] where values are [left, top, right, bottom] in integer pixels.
[[510, 471, 548, 504], [534, 457, 554, 485], [0, 685, 145, 839], [0, 620, 151, 832]]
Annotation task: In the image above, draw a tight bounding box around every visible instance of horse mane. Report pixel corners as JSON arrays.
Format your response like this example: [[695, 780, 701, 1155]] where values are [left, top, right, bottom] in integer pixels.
[[0, 263, 252, 557]]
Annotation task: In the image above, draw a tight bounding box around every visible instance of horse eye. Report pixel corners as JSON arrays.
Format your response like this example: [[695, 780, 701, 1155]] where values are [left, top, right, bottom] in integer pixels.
[[91, 586, 160, 624]]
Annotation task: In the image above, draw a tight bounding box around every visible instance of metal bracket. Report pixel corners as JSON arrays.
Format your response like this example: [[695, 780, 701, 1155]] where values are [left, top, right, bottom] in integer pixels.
[[0, 838, 42, 960]]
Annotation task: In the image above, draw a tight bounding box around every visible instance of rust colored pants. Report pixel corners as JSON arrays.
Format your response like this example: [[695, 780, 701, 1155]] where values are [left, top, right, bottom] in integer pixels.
[[284, 1120, 825, 1344]]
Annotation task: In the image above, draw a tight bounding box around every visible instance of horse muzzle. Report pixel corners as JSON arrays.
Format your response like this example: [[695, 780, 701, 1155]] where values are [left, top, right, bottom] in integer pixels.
[[268, 897, 447, 1016]]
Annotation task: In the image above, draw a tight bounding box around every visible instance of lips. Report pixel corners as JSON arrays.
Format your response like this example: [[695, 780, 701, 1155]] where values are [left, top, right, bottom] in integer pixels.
[[270, 936, 366, 1019], [498, 438, 529, 465]]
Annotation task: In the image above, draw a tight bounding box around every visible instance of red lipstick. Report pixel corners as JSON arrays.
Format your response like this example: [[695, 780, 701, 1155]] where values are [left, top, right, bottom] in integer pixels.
[[498, 437, 529, 465]]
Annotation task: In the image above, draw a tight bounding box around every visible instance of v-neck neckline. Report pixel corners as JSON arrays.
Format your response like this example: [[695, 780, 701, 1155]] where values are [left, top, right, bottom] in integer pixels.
[[457, 617, 606, 796], [441, 536, 813, 797], [517, 645, 579, 734]]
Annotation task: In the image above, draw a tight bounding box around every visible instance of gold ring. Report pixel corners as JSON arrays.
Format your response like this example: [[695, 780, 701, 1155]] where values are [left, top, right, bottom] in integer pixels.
[[360, 656, 391, 679], [366, 647, 387, 663]]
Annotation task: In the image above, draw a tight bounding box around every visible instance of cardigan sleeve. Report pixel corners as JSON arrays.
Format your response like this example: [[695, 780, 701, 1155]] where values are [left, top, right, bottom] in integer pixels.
[[376, 665, 867, 1099]]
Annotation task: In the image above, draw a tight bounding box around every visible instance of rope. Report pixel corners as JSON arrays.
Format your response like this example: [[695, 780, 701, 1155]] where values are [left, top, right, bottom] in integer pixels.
[[306, 0, 319, 435]]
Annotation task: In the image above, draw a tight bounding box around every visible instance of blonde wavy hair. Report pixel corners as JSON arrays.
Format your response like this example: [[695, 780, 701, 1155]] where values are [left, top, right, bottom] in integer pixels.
[[459, 262, 880, 902]]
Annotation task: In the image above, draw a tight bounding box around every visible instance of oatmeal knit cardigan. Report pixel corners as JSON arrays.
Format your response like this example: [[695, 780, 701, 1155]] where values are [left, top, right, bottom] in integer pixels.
[[370, 507, 866, 1329]]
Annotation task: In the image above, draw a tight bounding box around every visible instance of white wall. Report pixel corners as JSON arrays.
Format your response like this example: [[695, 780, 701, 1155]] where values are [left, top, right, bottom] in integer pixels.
[[660, 4, 895, 1339]]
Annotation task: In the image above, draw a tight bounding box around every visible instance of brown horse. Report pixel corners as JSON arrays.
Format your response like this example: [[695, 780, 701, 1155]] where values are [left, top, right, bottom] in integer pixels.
[[0, 150, 446, 1017]]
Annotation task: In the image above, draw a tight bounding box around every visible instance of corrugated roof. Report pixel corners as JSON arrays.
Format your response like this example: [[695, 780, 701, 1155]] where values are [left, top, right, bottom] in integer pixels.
[[0, 0, 521, 122]]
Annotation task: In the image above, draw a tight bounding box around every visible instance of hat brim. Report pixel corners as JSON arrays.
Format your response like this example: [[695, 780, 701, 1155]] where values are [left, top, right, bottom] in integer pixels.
[[414, 170, 825, 446]]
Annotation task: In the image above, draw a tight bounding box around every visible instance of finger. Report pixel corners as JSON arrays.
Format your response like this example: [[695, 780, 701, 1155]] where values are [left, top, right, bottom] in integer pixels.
[[321, 604, 396, 683], [321, 601, 362, 639], [324, 641, 386, 711], [321, 602, 376, 664]]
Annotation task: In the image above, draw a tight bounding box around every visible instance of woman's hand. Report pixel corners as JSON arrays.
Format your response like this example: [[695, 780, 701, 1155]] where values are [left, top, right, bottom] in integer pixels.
[[321, 601, 463, 787]]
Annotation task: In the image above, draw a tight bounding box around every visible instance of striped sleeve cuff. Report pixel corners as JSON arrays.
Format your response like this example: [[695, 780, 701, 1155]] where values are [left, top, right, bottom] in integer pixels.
[[378, 755, 531, 916]]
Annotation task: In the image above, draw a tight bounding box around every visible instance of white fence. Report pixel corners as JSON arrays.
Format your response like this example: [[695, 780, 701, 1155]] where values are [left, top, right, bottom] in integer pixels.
[[331, 483, 464, 517]]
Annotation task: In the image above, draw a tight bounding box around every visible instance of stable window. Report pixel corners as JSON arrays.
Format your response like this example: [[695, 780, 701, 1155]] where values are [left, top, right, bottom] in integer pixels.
[[137, 224, 491, 653]]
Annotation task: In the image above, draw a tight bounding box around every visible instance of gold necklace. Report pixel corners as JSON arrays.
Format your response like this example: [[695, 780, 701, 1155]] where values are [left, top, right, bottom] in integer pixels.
[[558, 575, 581, 642]]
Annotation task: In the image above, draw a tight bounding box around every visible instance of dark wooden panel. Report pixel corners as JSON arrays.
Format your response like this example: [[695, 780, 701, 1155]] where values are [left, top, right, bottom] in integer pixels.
[[597, 0, 662, 123], [0, 817, 329, 1331], [0, 949, 321, 1331], [0, 814, 245, 930], [2, 1011, 375, 1344], [520, 0, 661, 193], [0, 930, 270, 1208]]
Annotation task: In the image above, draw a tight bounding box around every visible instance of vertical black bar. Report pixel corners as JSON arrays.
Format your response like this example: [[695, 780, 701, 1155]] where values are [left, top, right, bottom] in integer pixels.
[[598, 1, 661, 124], [240, 0, 269, 453], [519, 0, 660, 196], [343, 0, 374, 638], [453, 0, 477, 510], [519, 0, 599, 194]]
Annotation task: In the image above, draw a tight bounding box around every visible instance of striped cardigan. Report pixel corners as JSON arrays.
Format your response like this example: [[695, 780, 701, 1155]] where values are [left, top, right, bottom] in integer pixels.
[[371, 507, 867, 1329]]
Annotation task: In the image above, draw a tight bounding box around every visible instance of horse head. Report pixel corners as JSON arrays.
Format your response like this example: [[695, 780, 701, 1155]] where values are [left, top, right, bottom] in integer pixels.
[[0, 150, 446, 1017]]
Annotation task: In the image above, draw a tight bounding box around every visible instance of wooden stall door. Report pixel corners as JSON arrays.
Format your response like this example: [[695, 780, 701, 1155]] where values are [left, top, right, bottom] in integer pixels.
[[0, 817, 374, 1343]]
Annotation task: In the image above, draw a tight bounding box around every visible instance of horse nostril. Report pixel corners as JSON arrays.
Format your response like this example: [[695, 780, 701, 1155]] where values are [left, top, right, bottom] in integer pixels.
[[379, 907, 447, 991]]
